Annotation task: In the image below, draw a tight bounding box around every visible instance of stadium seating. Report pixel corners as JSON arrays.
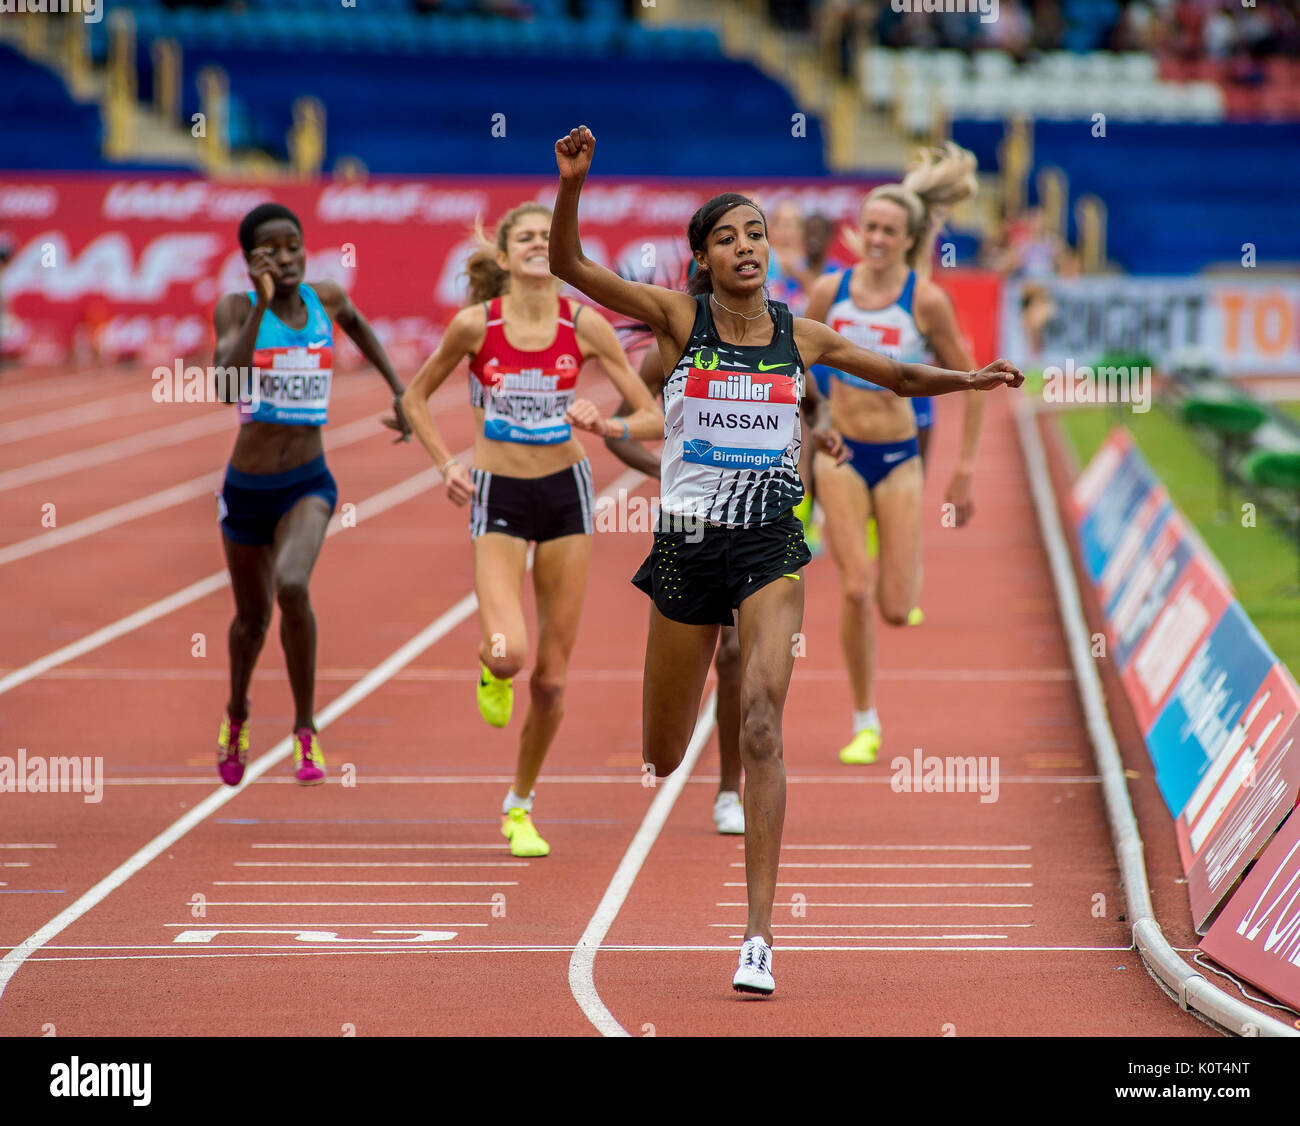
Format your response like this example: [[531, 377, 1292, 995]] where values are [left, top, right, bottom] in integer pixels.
[[78, 7, 823, 175], [953, 119, 1300, 274]]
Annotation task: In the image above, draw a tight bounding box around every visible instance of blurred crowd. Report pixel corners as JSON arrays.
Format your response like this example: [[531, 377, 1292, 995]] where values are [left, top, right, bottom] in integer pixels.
[[801, 0, 1299, 76]]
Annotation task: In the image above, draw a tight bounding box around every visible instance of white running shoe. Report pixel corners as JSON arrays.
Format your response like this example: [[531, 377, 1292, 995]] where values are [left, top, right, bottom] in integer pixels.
[[713, 790, 745, 835], [732, 935, 774, 995]]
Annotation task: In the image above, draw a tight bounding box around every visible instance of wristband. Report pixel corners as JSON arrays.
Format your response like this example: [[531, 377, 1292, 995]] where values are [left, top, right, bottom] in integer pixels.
[[616, 417, 630, 441], [440, 458, 459, 476]]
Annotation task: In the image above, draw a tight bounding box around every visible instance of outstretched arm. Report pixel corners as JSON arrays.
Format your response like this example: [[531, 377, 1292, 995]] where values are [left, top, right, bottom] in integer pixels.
[[794, 317, 1021, 398], [549, 126, 697, 352]]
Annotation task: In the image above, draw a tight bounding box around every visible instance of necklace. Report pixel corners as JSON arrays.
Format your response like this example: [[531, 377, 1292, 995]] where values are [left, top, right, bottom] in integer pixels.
[[710, 293, 768, 321]]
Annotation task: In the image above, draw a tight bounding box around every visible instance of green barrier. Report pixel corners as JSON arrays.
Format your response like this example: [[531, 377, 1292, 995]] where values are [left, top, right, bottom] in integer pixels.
[[1245, 450, 1300, 589], [1181, 391, 1270, 517]]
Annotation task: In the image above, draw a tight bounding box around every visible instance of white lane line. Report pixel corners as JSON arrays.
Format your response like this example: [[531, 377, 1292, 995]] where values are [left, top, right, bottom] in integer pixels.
[[0, 844, 57, 849], [709, 922, 1033, 929], [776, 844, 1032, 851], [716, 901, 1033, 908], [204, 901, 498, 906], [249, 843, 507, 849], [0, 466, 645, 1004], [162, 922, 488, 928], [19, 774, 1090, 787], [0, 409, 384, 566], [0, 409, 231, 493], [0, 454, 458, 698], [213, 881, 520, 887], [231, 862, 527, 868], [25, 943, 1139, 962], [727, 882, 1035, 888], [0, 388, 467, 566], [0, 392, 151, 446], [724, 933, 1013, 941], [0, 366, 127, 407], [9, 666, 1075, 683], [0, 588, 481, 1001], [0, 379, 370, 494], [737, 863, 1034, 870], [568, 689, 718, 1039]]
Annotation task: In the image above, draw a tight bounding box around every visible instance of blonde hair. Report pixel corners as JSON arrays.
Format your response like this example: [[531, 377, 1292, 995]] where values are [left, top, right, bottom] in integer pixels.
[[463, 202, 554, 305], [843, 142, 978, 271]]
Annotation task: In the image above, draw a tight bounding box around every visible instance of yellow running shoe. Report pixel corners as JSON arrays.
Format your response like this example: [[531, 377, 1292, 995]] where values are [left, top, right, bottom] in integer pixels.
[[477, 662, 513, 727], [839, 727, 880, 765], [907, 606, 924, 626], [866, 516, 878, 560], [501, 807, 550, 857]]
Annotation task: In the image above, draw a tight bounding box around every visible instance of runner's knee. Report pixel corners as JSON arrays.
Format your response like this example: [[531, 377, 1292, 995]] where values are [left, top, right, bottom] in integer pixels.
[[481, 635, 525, 679], [528, 671, 567, 712], [714, 630, 741, 682], [232, 608, 270, 643], [274, 575, 311, 615], [878, 589, 912, 627], [740, 704, 782, 765], [643, 744, 685, 778], [841, 576, 872, 611]]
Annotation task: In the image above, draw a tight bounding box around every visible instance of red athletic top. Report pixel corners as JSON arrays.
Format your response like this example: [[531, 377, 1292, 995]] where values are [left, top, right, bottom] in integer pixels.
[[468, 297, 583, 445]]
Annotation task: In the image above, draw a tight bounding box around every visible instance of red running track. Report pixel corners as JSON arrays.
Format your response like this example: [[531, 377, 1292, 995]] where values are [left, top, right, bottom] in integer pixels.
[[0, 362, 1220, 1036]]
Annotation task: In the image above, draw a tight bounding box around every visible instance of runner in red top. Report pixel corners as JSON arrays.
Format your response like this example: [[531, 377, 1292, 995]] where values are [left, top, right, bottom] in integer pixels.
[[402, 202, 662, 858]]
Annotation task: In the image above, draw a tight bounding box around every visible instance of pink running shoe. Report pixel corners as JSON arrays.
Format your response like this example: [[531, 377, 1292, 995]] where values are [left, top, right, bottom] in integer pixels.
[[217, 714, 250, 786], [293, 727, 326, 786]]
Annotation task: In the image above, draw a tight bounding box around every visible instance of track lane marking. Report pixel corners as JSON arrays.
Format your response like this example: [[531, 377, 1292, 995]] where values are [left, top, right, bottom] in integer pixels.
[[0, 451, 465, 697], [0, 468, 646, 1005], [568, 689, 718, 1038], [0, 387, 466, 566]]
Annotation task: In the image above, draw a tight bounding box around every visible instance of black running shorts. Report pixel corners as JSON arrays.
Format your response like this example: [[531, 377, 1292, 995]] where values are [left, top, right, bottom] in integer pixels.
[[469, 459, 595, 542], [631, 509, 811, 626]]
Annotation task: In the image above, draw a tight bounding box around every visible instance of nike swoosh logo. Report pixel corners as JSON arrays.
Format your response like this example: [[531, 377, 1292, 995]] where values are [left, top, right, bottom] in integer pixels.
[[883, 451, 906, 463], [308, 339, 328, 347], [757, 360, 790, 371]]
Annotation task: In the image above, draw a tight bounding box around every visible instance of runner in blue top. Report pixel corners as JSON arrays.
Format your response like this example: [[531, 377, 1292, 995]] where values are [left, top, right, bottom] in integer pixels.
[[211, 203, 409, 788]]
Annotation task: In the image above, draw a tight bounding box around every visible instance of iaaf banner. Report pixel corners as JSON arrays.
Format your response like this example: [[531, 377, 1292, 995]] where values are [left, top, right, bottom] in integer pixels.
[[0, 174, 899, 368], [1201, 808, 1300, 1013], [1001, 275, 1300, 376], [1071, 427, 1300, 932]]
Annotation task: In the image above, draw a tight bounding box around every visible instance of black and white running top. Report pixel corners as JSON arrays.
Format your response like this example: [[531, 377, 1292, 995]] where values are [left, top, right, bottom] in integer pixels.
[[660, 294, 805, 528]]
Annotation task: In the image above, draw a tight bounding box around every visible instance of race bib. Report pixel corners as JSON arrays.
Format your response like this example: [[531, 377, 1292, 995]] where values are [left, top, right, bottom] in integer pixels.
[[681, 367, 798, 470], [478, 360, 577, 445], [830, 316, 900, 391], [241, 344, 333, 425]]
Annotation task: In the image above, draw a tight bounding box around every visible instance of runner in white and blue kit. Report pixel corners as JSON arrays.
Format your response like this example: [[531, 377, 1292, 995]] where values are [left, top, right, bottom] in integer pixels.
[[211, 202, 409, 788], [549, 125, 1022, 997]]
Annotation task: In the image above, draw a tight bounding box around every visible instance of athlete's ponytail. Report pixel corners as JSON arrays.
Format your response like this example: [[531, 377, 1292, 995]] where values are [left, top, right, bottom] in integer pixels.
[[463, 202, 554, 306], [844, 142, 978, 272], [902, 141, 978, 276], [686, 192, 766, 296]]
